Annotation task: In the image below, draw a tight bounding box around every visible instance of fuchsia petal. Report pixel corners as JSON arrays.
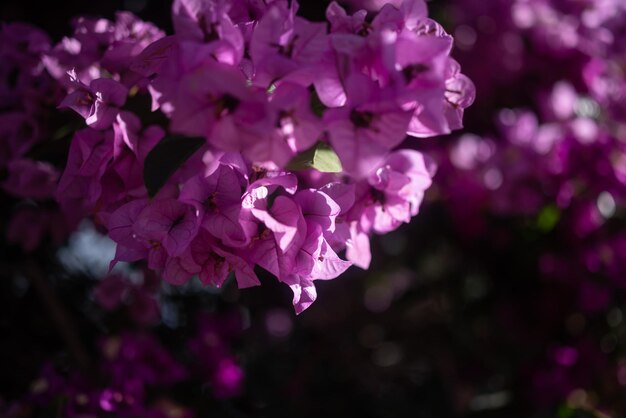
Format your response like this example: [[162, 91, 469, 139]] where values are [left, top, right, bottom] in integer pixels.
[[59, 89, 92, 119], [138, 200, 200, 256], [108, 199, 150, 247], [163, 256, 194, 285], [288, 278, 317, 315], [90, 78, 128, 107], [314, 239, 352, 280], [214, 247, 260, 289], [326, 114, 389, 178], [295, 189, 341, 232], [251, 195, 303, 252], [346, 222, 372, 269]]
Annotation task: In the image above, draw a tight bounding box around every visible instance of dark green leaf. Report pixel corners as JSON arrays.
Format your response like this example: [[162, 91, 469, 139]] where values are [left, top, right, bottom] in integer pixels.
[[537, 204, 560, 233], [143, 134, 205, 197]]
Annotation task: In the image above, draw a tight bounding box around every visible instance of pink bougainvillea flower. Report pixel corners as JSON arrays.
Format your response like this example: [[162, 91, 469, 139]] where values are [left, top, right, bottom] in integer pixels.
[[56, 128, 115, 223], [162, 230, 259, 288], [326, 1, 368, 34], [441, 59, 476, 132], [211, 357, 245, 398], [59, 71, 128, 130], [108, 198, 151, 268], [345, 221, 372, 269], [112, 111, 164, 163], [3, 159, 59, 199], [44, 12, 164, 87], [324, 73, 413, 177], [283, 223, 351, 314], [152, 56, 272, 155], [180, 162, 249, 247], [100, 12, 165, 80], [247, 83, 322, 168], [354, 149, 435, 234], [190, 230, 259, 288], [294, 188, 341, 234], [239, 175, 306, 281], [172, 0, 245, 65], [249, 1, 328, 88], [45, 0, 474, 314], [246, 190, 305, 253], [130, 35, 179, 81], [96, 112, 164, 213], [134, 198, 201, 257]]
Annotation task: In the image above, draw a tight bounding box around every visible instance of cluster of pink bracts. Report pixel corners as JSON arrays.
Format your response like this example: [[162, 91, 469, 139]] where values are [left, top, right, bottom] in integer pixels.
[[5, 0, 473, 313]]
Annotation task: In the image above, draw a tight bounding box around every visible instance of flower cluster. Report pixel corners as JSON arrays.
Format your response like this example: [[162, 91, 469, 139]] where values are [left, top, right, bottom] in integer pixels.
[[2, 295, 248, 418], [0, 23, 70, 251], [51, 0, 473, 313], [417, 0, 626, 410], [449, 0, 626, 126], [508, 0, 626, 124], [4, 335, 190, 418]]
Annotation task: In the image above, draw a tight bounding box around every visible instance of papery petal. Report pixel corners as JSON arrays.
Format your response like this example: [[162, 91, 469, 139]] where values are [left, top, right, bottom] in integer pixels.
[[214, 247, 260, 288], [346, 222, 371, 269], [313, 239, 352, 280], [251, 195, 303, 252], [295, 189, 340, 232], [90, 78, 129, 107], [163, 256, 194, 285], [288, 277, 317, 314], [135, 199, 200, 256], [320, 182, 356, 213]]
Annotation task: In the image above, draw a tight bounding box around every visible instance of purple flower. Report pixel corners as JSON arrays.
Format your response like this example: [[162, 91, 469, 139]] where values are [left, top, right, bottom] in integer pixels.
[[252, 82, 322, 168], [243, 184, 307, 280], [249, 1, 328, 87], [134, 199, 201, 259], [60, 71, 128, 130], [180, 161, 249, 247], [2, 159, 59, 199], [56, 128, 115, 223], [352, 149, 435, 234], [113, 112, 163, 162], [324, 73, 413, 177], [284, 223, 352, 313], [43, 13, 164, 87], [166, 229, 260, 288], [108, 199, 154, 268], [172, 0, 245, 65]]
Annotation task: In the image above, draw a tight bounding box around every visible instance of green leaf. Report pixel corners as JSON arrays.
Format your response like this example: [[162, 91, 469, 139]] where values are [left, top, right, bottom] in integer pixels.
[[143, 134, 205, 197], [286, 142, 343, 173], [537, 204, 560, 232], [313, 142, 343, 172]]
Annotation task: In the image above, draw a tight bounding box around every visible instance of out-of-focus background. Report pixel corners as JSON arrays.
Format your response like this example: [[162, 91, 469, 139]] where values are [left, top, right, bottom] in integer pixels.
[[1, 0, 625, 417]]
